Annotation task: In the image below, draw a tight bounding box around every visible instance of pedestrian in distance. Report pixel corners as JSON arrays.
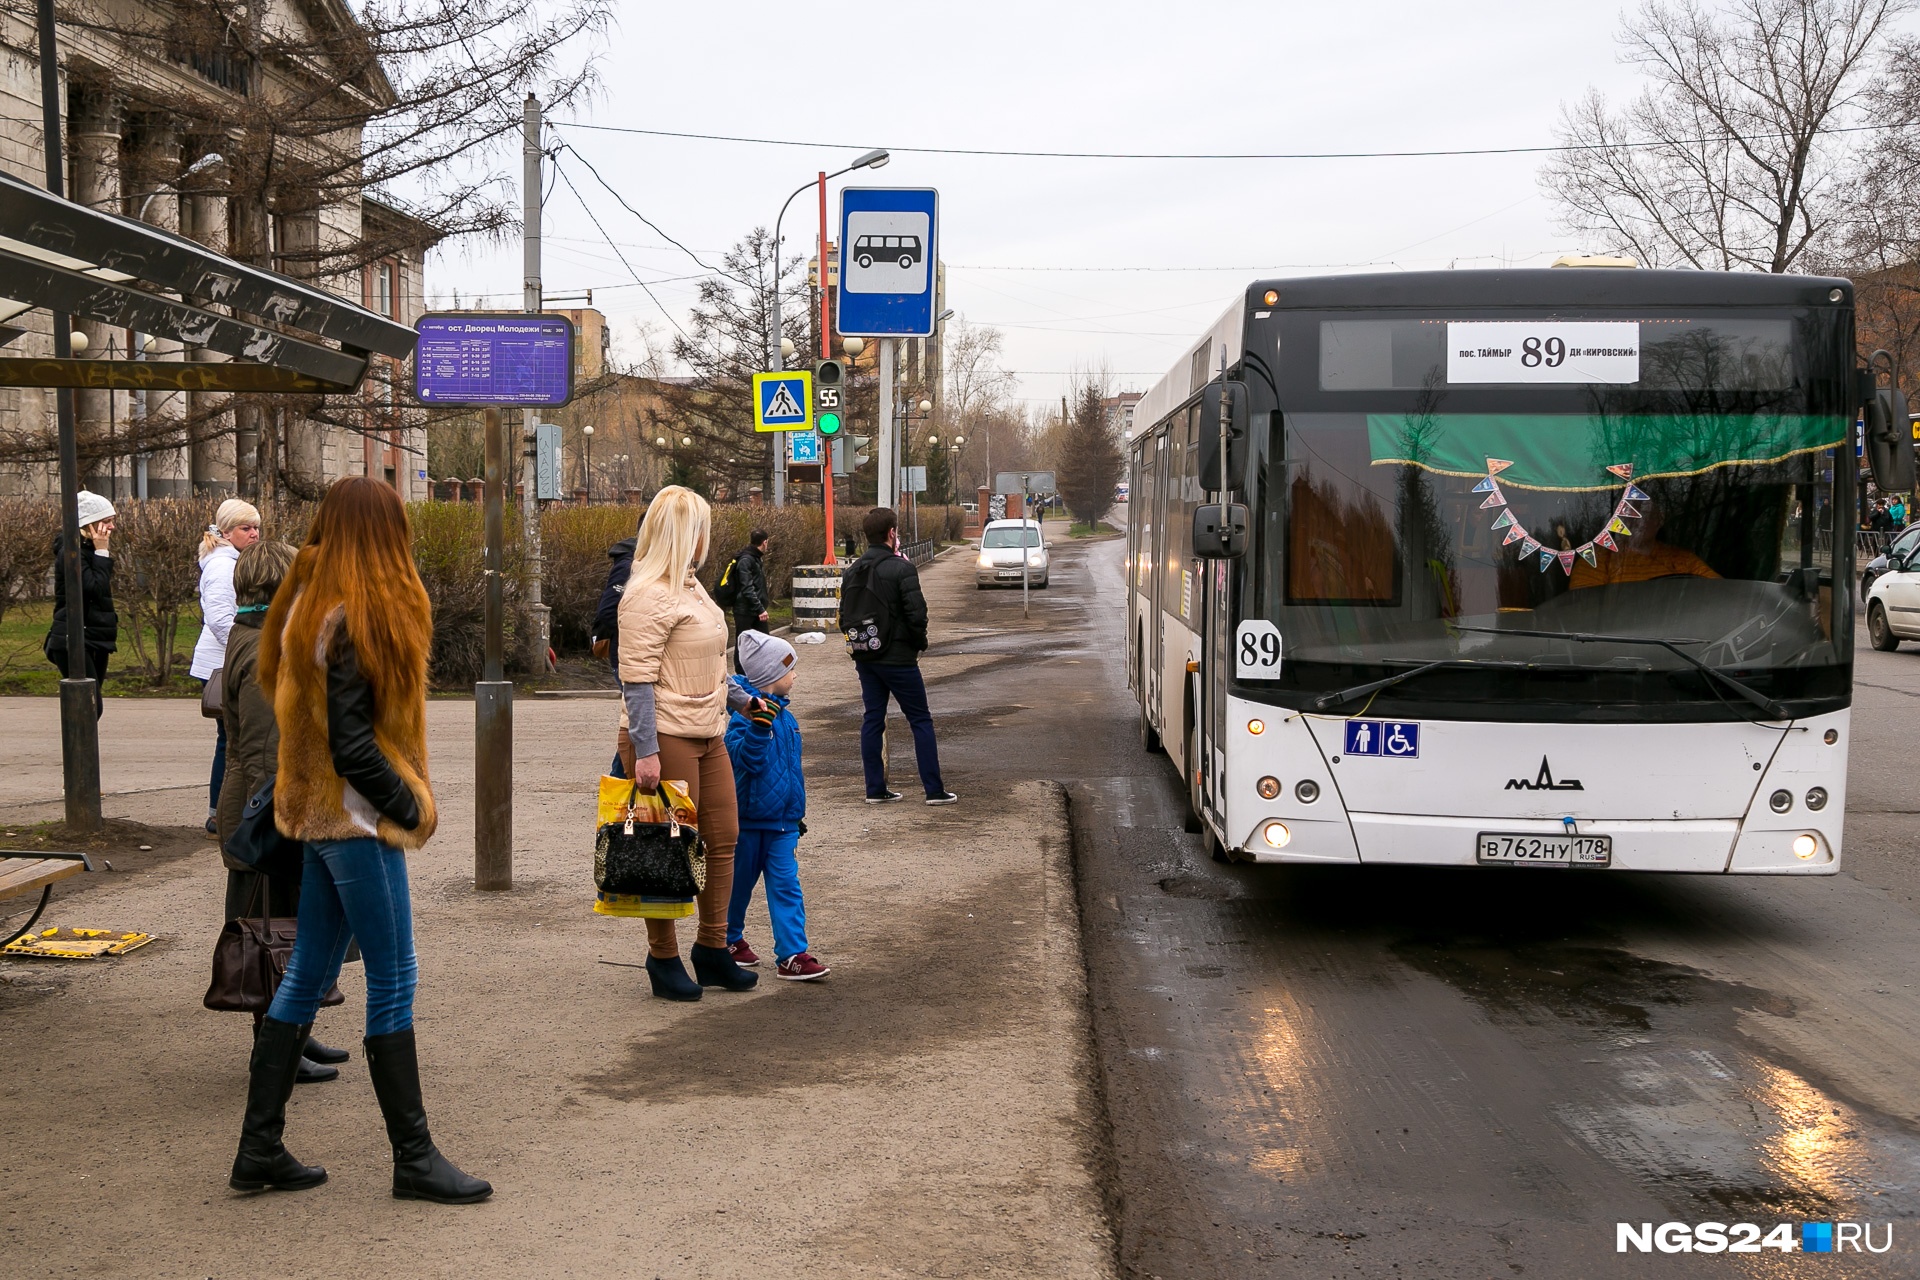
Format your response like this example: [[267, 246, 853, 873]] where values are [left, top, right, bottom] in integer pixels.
[[592, 530, 639, 777], [714, 528, 772, 674], [725, 631, 828, 981], [841, 506, 957, 806], [231, 476, 489, 1204], [1894, 495, 1909, 530], [43, 490, 118, 720], [615, 485, 759, 1001], [214, 539, 345, 1085], [192, 498, 263, 835]]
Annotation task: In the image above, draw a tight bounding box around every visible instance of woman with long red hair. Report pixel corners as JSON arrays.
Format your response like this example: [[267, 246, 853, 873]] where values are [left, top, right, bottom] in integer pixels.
[[228, 477, 489, 1205]]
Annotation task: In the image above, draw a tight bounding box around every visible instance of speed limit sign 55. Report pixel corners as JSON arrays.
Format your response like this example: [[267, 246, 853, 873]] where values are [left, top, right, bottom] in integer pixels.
[[1236, 621, 1283, 677]]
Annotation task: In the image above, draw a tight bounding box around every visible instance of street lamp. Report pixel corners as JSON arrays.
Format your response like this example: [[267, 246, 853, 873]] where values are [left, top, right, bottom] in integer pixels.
[[769, 147, 889, 507], [582, 424, 594, 501]]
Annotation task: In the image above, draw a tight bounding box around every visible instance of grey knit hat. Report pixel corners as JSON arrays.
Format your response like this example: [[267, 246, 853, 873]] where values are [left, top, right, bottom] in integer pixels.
[[737, 630, 797, 690]]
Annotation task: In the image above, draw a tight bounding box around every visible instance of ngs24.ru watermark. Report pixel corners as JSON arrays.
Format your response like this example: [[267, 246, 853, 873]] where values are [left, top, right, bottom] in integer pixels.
[[1619, 1222, 1894, 1254]]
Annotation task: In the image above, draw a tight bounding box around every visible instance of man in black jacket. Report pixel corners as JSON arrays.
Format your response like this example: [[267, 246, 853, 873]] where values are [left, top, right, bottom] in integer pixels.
[[844, 507, 955, 805], [731, 530, 772, 670]]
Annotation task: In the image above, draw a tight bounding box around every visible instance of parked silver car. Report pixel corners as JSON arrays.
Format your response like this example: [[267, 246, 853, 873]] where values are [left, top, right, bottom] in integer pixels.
[[976, 519, 1049, 588]]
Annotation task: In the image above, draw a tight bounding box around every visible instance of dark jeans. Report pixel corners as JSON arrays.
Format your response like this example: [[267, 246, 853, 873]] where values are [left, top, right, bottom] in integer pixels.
[[857, 662, 944, 798], [268, 837, 417, 1038], [202, 679, 227, 811]]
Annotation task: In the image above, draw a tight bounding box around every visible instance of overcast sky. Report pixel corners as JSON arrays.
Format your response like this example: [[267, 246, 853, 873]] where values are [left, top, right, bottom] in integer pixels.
[[430, 0, 1657, 408]]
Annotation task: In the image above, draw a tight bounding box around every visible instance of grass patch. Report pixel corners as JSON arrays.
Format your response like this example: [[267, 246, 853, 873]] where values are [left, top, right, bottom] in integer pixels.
[[0, 600, 206, 697], [1067, 521, 1121, 538]]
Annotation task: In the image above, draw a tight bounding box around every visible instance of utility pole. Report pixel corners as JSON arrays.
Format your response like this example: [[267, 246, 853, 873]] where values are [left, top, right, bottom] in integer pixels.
[[38, 0, 101, 830], [818, 173, 837, 563], [520, 92, 549, 679]]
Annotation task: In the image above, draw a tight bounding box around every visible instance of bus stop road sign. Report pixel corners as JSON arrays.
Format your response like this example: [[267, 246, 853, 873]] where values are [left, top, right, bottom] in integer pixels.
[[753, 371, 814, 431], [838, 187, 939, 338]]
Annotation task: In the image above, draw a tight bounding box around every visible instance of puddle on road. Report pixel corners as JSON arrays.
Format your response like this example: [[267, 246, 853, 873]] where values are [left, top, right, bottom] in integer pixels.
[[1395, 936, 1920, 1220]]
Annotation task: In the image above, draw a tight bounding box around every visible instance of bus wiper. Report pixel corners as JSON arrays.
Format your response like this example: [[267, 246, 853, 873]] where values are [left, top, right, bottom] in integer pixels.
[[1451, 625, 1790, 721], [1310, 658, 1522, 711]]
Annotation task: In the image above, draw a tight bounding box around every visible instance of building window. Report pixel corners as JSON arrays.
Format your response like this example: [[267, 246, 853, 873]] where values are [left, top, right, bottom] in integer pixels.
[[377, 263, 396, 318]]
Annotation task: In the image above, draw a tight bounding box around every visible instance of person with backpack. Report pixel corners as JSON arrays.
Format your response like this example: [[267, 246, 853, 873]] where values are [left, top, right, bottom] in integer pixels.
[[840, 507, 956, 806], [713, 529, 771, 673], [592, 532, 639, 777]]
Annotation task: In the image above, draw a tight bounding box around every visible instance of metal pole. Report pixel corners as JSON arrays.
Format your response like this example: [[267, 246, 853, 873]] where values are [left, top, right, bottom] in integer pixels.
[[475, 406, 512, 889], [522, 93, 541, 313], [878, 338, 896, 508], [520, 96, 548, 680], [1022, 480, 1031, 619], [818, 173, 838, 564], [39, 0, 100, 830], [770, 192, 793, 509]]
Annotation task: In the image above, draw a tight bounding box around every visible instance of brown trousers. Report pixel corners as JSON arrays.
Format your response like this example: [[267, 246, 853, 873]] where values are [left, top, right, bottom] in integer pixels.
[[638, 732, 738, 958]]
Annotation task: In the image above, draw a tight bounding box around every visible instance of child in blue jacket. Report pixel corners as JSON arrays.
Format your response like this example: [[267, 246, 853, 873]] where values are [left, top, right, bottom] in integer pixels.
[[726, 632, 828, 980]]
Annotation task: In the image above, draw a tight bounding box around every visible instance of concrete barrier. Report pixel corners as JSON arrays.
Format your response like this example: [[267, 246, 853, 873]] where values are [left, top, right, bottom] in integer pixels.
[[792, 565, 841, 631]]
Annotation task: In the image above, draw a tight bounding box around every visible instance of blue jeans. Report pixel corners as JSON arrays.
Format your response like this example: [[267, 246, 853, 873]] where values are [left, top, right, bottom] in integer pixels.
[[203, 681, 227, 811], [728, 827, 808, 961], [267, 837, 418, 1037], [857, 662, 945, 798]]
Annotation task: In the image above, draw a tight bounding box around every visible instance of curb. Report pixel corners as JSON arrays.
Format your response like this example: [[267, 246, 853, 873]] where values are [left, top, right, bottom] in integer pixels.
[[1036, 778, 1123, 1277]]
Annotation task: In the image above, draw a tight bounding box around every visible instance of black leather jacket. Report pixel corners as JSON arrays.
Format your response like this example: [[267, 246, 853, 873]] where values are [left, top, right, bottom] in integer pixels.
[[848, 545, 929, 665], [327, 632, 420, 830]]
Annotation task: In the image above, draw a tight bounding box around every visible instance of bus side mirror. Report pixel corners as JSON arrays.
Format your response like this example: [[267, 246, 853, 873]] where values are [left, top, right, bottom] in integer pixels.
[[1862, 354, 1916, 495], [1193, 503, 1248, 559], [1196, 380, 1249, 491]]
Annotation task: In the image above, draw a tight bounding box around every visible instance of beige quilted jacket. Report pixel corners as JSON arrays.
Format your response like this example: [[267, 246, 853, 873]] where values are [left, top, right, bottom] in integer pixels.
[[616, 570, 730, 740]]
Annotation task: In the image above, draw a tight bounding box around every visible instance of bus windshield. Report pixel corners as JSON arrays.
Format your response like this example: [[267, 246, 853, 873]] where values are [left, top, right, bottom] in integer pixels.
[[1245, 313, 1852, 721]]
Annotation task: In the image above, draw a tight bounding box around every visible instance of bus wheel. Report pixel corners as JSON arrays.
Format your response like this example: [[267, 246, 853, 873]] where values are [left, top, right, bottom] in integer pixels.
[[1204, 824, 1229, 863], [1138, 651, 1162, 754], [1870, 601, 1900, 651]]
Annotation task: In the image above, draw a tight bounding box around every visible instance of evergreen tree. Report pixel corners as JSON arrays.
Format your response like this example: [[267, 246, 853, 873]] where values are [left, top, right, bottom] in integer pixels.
[[1054, 384, 1123, 527]]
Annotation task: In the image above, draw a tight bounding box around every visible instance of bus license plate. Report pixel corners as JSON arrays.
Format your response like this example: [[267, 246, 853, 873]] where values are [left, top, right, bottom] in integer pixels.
[[1476, 832, 1611, 867]]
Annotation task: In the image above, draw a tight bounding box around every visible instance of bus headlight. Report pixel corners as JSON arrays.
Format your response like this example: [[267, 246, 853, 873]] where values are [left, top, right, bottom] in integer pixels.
[[1769, 789, 1793, 813], [1792, 833, 1819, 859], [1262, 821, 1291, 848], [1805, 787, 1828, 811], [1256, 776, 1281, 800]]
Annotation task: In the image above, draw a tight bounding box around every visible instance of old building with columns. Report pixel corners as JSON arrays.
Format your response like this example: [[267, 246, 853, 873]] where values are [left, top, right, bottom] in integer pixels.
[[0, 2, 437, 500]]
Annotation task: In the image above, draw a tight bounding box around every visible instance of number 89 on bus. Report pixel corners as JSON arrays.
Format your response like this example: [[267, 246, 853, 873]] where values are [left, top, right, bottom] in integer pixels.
[[1237, 621, 1283, 677]]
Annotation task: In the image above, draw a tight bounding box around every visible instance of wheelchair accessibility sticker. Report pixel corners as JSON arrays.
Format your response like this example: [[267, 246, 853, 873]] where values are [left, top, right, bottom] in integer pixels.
[[1344, 720, 1420, 759]]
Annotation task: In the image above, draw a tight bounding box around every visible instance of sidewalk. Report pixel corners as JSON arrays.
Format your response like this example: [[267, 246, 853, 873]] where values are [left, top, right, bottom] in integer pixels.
[[0, 551, 1115, 1278]]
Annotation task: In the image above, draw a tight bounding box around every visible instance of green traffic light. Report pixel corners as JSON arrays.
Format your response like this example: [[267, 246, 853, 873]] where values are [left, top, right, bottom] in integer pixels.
[[818, 411, 842, 436]]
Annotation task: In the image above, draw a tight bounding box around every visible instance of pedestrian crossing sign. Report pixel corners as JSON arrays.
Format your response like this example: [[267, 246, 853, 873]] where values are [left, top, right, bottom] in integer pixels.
[[752, 371, 814, 432]]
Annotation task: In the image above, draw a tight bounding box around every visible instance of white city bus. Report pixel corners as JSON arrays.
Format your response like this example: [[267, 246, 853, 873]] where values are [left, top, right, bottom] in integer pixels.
[[1126, 268, 1892, 874]]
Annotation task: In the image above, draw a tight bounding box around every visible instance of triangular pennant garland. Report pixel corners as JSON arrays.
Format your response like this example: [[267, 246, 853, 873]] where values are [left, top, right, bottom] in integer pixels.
[[1607, 463, 1635, 478], [1556, 550, 1576, 574], [1538, 551, 1556, 572], [1617, 501, 1641, 520], [1595, 530, 1618, 551], [1607, 518, 1630, 536], [1480, 490, 1506, 509], [1490, 510, 1515, 530], [1623, 484, 1649, 502], [1486, 459, 1513, 475], [1520, 538, 1541, 557], [1579, 545, 1598, 566], [1471, 475, 1497, 493], [1503, 525, 1527, 545]]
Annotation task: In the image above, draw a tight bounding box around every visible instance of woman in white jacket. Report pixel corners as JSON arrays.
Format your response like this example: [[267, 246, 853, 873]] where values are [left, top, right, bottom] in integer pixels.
[[191, 499, 262, 834]]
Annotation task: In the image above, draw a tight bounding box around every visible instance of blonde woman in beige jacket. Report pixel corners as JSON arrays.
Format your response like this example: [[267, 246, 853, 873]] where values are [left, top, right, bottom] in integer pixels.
[[616, 486, 759, 1000]]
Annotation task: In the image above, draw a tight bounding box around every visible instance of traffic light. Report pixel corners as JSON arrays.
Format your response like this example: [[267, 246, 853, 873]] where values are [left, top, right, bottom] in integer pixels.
[[852, 434, 872, 467], [815, 360, 845, 436]]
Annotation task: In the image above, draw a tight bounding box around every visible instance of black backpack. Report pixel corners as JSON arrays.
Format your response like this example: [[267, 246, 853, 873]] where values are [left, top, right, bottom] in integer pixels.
[[839, 559, 894, 660], [712, 550, 745, 609]]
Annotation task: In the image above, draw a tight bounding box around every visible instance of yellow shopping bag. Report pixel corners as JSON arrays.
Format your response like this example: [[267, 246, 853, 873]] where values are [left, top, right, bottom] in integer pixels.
[[592, 776, 700, 919]]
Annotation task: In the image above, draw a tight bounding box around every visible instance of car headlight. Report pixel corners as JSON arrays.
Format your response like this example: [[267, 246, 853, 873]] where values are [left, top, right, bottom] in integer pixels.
[[1028, 552, 1044, 566], [977, 553, 993, 568]]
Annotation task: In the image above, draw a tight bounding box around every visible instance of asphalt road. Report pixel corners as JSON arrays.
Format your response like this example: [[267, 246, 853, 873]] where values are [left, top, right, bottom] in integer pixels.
[[944, 533, 1920, 1279]]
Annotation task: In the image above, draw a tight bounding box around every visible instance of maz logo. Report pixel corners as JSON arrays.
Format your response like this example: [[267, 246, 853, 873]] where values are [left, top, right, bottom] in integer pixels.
[[1506, 757, 1584, 792]]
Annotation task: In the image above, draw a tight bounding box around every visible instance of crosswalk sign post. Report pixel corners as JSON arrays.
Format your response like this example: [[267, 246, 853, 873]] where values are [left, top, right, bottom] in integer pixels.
[[753, 371, 814, 432]]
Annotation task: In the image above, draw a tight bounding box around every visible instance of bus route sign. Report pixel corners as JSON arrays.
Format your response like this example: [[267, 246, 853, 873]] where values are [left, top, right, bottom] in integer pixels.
[[838, 187, 939, 337], [414, 313, 574, 407]]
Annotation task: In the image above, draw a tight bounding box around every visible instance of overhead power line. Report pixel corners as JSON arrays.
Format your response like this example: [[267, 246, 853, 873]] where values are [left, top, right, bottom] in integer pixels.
[[558, 120, 1898, 161]]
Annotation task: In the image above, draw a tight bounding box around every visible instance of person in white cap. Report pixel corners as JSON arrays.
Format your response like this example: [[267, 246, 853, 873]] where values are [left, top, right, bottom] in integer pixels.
[[191, 498, 264, 834], [724, 630, 829, 980], [43, 490, 119, 719]]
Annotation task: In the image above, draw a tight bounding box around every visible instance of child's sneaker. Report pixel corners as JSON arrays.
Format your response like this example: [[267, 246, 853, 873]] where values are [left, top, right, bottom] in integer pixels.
[[776, 953, 830, 981], [728, 939, 760, 967]]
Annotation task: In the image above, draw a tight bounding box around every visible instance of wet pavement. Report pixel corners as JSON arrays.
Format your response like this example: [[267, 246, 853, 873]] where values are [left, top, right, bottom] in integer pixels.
[[944, 534, 1920, 1278]]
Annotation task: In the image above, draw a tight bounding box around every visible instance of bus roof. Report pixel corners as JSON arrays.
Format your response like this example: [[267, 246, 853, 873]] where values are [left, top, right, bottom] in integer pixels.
[[1126, 268, 1852, 442]]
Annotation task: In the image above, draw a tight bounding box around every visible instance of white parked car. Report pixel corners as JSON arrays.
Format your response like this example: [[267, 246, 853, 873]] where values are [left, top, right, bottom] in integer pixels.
[[1866, 548, 1920, 649], [976, 518, 1049, 589]]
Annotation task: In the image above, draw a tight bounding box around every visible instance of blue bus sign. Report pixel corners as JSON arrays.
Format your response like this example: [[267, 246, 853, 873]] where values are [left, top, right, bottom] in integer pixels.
[[414, 314, 574, 407], [837, 187, 939, 337]]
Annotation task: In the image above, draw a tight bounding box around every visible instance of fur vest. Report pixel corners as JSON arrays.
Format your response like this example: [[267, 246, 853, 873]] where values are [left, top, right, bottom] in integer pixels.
[[273, 605, 437, 850]]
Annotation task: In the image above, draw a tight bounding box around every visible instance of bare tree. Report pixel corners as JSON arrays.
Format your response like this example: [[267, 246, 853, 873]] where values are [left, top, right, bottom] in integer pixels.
[[940, 319, 1019, 493], [1540, 0, 1908, 273]]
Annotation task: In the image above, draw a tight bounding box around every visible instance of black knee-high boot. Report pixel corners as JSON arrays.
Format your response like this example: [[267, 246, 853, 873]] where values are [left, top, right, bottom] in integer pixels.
[[229, 1017, 328, 1192], [364, 1028, 492, 1204]]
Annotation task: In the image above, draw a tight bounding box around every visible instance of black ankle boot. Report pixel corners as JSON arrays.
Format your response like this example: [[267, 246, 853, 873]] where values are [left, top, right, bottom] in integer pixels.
[[364, 1029, 492, 1204], [229, 1017, 328, 1192], [645, 954, 703, 1001], [295, 1055, 339, 1084], [690, 943, 758, 991], [303, 1035, 349, 1065]]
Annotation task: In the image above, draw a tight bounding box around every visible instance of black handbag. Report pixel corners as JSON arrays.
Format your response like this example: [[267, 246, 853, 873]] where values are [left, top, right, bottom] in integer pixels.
[[226, 776, 304, 881], [203, 876, 345, 1013], [595, 783, 706, 897]]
